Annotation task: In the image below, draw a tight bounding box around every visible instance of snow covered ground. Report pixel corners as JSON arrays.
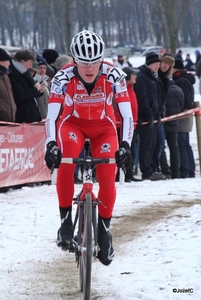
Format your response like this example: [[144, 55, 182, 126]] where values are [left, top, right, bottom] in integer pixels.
[[1, 49, 201, 300], [1, 165, 201, 300], [1, 122, 201, 300]]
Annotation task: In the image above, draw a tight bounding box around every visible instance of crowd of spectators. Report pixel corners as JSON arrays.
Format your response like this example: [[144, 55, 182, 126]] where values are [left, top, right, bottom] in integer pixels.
[[0, 46, 200, 181]]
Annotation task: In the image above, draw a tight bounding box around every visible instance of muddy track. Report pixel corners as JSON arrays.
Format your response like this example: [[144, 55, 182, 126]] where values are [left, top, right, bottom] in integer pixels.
[[4, 199, 200, 300]]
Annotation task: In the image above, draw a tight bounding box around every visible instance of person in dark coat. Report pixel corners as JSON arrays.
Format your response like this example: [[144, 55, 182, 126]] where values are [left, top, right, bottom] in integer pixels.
[[160, 80, 184, 178], [135, 52, 165, 180], [183, 54, 195, 71], [195, 57, 201, 95], [172, 59, 196, 178], [151, 53, 175, 177], [0, 48, 16, 122], [175, 49, 183, 61], [195, 50, 201, 66], [8, 49, 46, 123]]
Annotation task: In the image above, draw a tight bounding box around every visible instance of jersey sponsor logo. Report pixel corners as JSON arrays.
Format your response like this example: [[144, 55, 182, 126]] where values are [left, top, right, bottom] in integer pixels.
[[77, 84, 84, 90], [119, 79, 126, 89], [94, 86, 102, 93], [74, 92, 105, 104], [65, 94, 73, 106], [68, 132, 77, 142], [55, 87, 62, 93], [52, 79, 61, 87], [51, 94, 59, 98], [100, 143, 111, 153]]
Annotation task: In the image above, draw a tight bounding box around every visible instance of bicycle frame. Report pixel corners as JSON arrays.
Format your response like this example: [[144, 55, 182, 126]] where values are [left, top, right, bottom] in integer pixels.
[[61, 139, 115, 300]]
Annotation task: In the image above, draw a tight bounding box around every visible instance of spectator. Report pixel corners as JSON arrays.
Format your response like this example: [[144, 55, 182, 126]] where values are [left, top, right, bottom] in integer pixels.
[[122, 66, 142, 182], [195, 49, 201, 66], [196, 57, 201, 95], [42, 49, 59, 75], [151, 53, 175, 178], [30, 60, 39, 75], [0, 48, 16, 122], [160, 79, 184, 179], [55, 54, 73, 71], [125, 57, 133, 67], [172, 58, 196, 178], [183, 54, 195, 71], [135, 52, 164, 181], [34, 55, 50, 119], [112, 56, 117, 65], [175, 49, 183, 61], [114, 54, 129, 69], [8, 49, 46, 123]]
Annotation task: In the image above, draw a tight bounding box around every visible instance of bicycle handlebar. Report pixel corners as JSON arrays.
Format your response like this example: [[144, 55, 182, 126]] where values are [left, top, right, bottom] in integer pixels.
[[61, 157, 116, 165]]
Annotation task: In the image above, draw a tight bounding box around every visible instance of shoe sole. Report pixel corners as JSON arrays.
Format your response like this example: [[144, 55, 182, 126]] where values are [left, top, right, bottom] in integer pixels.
[[57, 239, 72, 250]]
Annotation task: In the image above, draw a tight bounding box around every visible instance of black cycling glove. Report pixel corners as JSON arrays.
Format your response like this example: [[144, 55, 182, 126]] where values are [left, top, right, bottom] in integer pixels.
[[115, 141, 132, 168], [45, 141, 62, 170]]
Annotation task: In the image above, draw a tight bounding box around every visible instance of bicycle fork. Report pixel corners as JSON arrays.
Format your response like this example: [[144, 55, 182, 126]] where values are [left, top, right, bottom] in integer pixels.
[[72, 198, 99, 267]]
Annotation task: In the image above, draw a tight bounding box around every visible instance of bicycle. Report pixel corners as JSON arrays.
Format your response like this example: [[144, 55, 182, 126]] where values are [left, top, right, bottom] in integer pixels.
[[61, 139, 115, 300]]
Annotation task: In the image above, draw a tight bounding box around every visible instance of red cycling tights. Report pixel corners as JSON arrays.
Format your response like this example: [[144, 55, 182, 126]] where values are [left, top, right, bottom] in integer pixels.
[[56, 117, 118, 219]]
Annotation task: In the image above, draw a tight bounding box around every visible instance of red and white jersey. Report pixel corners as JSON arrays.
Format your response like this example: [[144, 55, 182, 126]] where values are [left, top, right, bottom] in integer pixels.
[[46, 61, 133, 145]]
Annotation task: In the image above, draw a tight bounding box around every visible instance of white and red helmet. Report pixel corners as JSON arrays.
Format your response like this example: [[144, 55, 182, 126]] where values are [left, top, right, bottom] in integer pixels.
[[70, 30, 105, 63]]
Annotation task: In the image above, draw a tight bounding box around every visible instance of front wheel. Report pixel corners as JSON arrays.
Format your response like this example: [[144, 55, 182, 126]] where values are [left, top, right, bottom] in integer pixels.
[[79, 193, 92, 300]]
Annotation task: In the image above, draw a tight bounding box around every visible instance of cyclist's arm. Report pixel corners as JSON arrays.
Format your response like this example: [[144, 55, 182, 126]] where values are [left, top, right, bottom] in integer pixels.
[[46, 102, 62, 144], [46, 68, 71, 144], [117, 101, 133, 146], [106, 66, 134, 146]]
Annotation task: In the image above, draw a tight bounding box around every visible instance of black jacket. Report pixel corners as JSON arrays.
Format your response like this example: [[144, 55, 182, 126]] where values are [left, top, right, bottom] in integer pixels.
[[8, 61, 42, 123], [196, 59, 201, 78], [164, 80, 184, 133], [158, 68, 171, 117], [135, 65, 164, 122], [172, 70, 195, 110]]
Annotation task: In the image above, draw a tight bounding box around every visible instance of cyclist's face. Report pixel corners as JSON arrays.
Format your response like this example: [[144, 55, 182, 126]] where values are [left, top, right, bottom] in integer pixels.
[[76, 61, 102, 83]]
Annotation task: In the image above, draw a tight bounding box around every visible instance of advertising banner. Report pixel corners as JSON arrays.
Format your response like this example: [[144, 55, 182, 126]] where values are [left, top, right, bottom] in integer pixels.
[[0, 123, 51, 188]]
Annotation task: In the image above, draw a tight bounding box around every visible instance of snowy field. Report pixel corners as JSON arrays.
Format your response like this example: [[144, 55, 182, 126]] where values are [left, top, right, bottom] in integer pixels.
[[1, 48, 201, 300], [1, 159, 201, 300]]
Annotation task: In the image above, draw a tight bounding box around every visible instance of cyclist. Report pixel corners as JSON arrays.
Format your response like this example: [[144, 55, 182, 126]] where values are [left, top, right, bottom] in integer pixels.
[[45, 30, 133, 266]]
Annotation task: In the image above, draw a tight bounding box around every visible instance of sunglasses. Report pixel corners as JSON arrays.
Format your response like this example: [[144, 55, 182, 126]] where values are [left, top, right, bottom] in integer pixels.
[[76, 59, 102, 67]]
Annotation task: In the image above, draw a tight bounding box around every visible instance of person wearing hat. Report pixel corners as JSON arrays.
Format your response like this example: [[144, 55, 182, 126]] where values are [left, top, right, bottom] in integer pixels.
[[42, 49, 59, 75], [33, 55, 50, 119], [55, 54, 73, 71], [158, 53, 183, 179], [195, 49, 201, 66], [113, 54, 129, 69], [172, 58, 196, 178], [151, 53, 175, 179], [134, 52, 166, 181], [8, 49, 46, 123], [175, 49, 183, 61], [0, 48, 17, 122], [183, 53, 195, 71]]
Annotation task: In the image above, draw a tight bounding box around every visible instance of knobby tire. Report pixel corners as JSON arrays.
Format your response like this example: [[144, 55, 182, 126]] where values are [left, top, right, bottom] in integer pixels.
[[79, 193, 92, 300]]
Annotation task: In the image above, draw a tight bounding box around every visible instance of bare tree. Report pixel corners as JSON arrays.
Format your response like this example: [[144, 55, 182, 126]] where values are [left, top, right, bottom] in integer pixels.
[[152, 0, 189, 54], [0, 0, 201, 54]]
